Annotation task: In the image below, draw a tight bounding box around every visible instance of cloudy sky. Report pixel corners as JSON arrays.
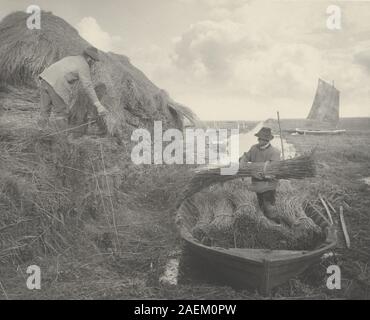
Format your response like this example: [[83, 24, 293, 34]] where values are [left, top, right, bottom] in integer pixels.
[[2, 0, 370, 120]]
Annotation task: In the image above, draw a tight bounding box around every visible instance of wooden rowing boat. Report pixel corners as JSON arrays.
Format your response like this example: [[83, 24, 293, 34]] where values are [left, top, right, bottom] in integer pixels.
[[295, 128, 346, 135], [176, 198, 337, 295]]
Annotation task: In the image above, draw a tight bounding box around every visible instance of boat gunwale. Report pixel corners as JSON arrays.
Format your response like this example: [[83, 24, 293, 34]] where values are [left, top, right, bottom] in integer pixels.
[[180, 226, 337, 265]]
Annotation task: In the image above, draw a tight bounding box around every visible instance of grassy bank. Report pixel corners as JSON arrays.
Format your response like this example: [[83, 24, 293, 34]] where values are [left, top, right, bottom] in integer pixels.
[[1, 126, 370, 299]]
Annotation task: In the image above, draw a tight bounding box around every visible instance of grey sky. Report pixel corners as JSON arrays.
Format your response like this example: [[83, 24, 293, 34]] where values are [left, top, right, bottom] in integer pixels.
[[2, 0, 370, 120]]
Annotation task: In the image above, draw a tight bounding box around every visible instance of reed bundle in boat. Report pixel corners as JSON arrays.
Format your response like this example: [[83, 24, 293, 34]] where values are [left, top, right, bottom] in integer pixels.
[[182, 180, 325, 250]]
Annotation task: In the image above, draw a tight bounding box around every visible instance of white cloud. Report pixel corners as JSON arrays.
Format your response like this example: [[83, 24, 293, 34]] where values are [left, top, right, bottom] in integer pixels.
[[177, 0, 246, 7], [74, 3, 370, 120], [76, 17, 123, 52], [171, 20, 266, 85], [148, 1, 370, 120], [208, 7, 232, 21], [170, 18, 321, 97]]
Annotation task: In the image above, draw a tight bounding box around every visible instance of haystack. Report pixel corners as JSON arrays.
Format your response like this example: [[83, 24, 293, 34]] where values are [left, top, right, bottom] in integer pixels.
[[0, 11, 200, 137], [0, 11, 200, 269]]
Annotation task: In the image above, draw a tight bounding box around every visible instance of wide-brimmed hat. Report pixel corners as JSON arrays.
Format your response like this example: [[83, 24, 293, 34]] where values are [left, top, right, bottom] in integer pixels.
[[83, 46, 100, 61], [255, 127, 274, 141]]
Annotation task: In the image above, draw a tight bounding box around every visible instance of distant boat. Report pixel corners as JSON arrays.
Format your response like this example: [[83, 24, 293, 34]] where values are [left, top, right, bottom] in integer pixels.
[[295, 78, 346, 135], [295, 128, 346, 135]]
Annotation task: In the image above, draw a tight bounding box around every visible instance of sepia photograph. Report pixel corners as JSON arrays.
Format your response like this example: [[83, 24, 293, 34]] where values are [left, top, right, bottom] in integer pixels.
[[0, 0, 369, 304]]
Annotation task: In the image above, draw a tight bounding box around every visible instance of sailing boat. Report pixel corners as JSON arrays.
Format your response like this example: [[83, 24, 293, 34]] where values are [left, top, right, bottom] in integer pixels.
[[296, 78, 346, 135]]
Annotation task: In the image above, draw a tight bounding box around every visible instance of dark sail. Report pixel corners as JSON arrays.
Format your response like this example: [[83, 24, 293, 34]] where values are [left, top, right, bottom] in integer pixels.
[[307, 78, 340, 126]]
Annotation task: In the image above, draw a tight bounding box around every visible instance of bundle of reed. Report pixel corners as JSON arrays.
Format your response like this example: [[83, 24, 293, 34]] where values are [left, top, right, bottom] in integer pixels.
[[232, 203, 261, 248], [183, 154, 316, 201], [275, 181, 324, 248], [190, 189, 236, 246], [205, 194, 236, 247], [190, 191, 219, 244]]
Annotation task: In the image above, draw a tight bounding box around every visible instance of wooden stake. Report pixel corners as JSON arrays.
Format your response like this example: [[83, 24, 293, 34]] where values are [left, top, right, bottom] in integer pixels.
[[319, 194, 334, 225], [311, 203, 331, 226], [339, 206, 350, 249], [325, 198, 337, 214], [277, 111, 285, 160]]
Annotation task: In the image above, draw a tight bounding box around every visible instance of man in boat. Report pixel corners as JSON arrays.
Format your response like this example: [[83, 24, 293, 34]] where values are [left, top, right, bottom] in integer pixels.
[[239, 127, 281, 223], [37, 46, 108, 133]]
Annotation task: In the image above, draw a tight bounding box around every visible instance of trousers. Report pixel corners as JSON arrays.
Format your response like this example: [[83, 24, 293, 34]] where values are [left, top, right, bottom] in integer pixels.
[[39, 79, 92, 136], [39, 78, 69, 119]]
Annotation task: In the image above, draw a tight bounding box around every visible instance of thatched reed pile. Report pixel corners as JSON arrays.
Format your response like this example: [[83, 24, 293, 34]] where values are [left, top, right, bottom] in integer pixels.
[[0, 11, 200, 137], [0, 10, 203, 270], [178, 180, 325, 250]]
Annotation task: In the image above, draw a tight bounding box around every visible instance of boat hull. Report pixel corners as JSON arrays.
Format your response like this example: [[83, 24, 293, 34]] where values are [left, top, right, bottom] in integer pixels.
[[181, 231, 336, 295], [177, 198, 337, 295]]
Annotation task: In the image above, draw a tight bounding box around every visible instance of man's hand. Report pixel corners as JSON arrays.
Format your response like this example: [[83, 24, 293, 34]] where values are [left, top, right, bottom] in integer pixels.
[[252, 171, 265, 180], [37, 116, 49, 129], [252, 172, 276, 180], [97, 106, 108, 117], [264, 174, 276, 180], [95, 102, 109, 117]]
